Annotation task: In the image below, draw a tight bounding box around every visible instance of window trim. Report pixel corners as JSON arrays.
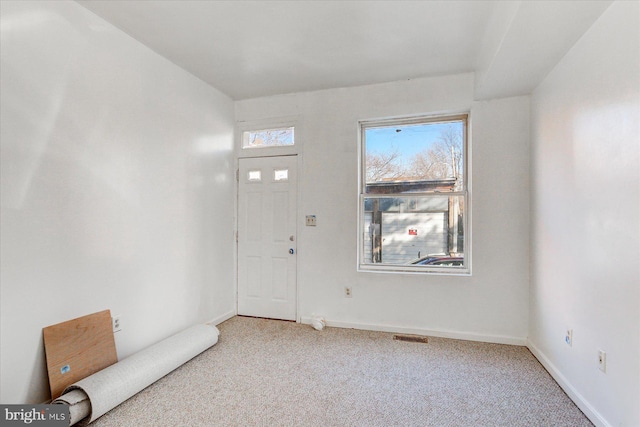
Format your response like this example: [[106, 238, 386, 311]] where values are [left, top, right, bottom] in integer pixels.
[[236, 116, 300, 159], [357, 112, 471, 275], [242, 126, 295, 150]]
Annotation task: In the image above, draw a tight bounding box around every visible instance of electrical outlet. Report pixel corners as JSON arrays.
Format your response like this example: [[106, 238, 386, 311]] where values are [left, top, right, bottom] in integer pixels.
[[598, 350, 606, 373], [112, 315, 122, 333], [565, 329, 573, 347], [345, 287, 352, 298]]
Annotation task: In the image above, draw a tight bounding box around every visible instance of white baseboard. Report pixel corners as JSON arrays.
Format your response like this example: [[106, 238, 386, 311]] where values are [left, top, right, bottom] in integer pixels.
[[526, 340, 610, 427], [299, 317, 526, 346], [205, 310, 236, 326]]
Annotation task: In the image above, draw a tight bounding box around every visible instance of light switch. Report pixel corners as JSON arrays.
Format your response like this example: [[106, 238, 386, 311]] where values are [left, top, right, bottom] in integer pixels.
[[305, 215, 317, 226]]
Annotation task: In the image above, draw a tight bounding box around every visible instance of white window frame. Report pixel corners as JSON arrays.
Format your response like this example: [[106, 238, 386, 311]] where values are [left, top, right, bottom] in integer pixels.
[[357, 113, 471, 275], [236, 116, 299, 159]]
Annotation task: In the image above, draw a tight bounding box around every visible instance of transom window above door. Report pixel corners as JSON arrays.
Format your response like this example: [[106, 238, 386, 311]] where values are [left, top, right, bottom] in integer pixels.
[[242, 126, 294, 149]]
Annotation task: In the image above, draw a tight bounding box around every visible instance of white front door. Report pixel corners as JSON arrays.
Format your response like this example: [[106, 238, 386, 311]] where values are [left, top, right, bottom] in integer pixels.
[[237, 156, 297, 321]]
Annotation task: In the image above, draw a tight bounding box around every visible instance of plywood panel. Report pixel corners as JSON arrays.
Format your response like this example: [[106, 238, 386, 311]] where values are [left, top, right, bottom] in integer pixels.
[[43, 310, 117, 399]]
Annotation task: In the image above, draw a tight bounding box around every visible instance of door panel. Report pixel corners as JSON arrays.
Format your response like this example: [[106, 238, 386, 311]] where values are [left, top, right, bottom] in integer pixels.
[[238, 156, 297, 320]]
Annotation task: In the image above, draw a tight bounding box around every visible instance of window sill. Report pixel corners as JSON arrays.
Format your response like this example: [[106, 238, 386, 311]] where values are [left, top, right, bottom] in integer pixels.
[[357, 264, 471, 276]]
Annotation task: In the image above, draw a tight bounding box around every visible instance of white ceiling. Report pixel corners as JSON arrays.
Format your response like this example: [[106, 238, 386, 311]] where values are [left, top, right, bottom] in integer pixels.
[[77, 0, 612, 101]]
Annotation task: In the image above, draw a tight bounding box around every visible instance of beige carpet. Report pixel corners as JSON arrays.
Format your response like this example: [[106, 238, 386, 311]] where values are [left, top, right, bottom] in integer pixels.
[[91, 316, 593, 426]]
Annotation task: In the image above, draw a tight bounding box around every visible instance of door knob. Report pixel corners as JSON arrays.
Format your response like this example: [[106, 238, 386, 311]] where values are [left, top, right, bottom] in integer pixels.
[[289, 248, 295, 255]]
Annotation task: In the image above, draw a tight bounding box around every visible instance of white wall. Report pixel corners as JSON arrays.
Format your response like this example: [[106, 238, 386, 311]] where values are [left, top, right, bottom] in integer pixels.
[[0, 1, 236, 404], [529, 2, 639, 426], [236, 74, 531, 344]]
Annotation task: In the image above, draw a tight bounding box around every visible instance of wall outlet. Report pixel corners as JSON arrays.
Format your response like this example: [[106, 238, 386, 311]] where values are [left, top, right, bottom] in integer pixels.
[[565, 329, 573, 347], [598, 350, 606, 373], [344, 287, 352, 298], [112, 315, 122, 333]]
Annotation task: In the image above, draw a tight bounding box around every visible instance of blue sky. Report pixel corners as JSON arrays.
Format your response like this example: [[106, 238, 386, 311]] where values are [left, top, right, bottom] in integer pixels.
[[365, 122, 461, 167]]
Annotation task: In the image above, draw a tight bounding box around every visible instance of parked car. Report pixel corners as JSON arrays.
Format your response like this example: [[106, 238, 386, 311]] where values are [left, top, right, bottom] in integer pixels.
[[409, 256, 464, 266]]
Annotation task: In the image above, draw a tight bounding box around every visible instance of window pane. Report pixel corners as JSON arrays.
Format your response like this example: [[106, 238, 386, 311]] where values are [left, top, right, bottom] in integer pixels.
[[243, 127, 294, 149], [362, 195, 464, 267], [364, 121, 464, 194], [274, 169, 288, 181], [248, 170, 261, 181]]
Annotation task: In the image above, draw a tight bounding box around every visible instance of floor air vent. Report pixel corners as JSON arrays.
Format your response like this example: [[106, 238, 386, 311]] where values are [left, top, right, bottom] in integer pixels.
[[393, 334, 429, 344]]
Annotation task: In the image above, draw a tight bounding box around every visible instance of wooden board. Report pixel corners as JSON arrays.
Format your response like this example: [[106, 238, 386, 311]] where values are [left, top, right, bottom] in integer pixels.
[[43, 310, 118, 399]]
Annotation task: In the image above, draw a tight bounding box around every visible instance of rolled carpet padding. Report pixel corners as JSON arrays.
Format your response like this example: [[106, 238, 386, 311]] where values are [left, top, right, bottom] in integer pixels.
[[53, 323, 220, 426], [53, 389, 92, 426]]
